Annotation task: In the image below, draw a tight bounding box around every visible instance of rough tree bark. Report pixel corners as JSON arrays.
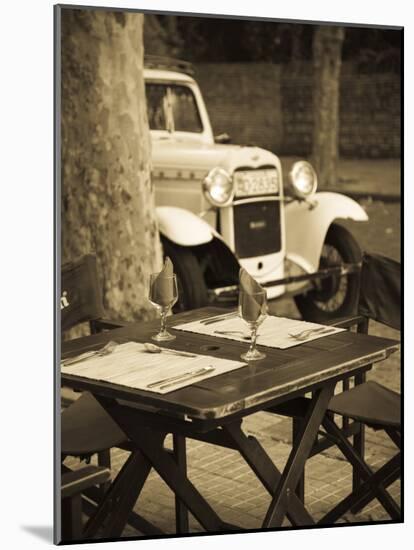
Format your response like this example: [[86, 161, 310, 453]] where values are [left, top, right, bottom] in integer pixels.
[[289, 25, 304, 73], [312, 25, 345, 187], [61, 9, 162, 321]]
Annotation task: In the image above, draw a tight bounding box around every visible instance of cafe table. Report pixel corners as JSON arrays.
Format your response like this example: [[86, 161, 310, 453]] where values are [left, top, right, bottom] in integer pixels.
[[60, 307, 399, 537]]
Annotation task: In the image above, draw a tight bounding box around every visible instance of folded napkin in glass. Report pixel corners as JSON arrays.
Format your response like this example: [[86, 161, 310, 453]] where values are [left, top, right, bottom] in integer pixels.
[[174, 313, 345, 349], [239, 267, 267, 321], [61, 341, 246, 394], [151, 256, 175, 306]]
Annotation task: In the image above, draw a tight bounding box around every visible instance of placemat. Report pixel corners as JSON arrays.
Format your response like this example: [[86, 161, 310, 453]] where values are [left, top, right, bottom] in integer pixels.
[[174, 313, 345, 349], [61, 341, 247, 394]]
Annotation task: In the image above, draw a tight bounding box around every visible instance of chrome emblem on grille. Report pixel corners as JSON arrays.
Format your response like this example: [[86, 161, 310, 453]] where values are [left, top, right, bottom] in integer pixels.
[[249, 220, 267, 230]]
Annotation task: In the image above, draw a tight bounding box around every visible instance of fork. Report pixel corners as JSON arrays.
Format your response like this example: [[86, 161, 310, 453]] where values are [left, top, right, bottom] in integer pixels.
[[61, 341, 118, 366], [288, 327, 335, 341]]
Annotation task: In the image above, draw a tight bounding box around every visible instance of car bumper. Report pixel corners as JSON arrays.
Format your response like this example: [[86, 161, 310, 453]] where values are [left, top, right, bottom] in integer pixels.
[[209, 262, 361, 303]]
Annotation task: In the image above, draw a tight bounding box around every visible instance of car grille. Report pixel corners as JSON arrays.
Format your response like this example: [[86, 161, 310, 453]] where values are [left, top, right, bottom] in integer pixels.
[[233, 200, 281, 259]]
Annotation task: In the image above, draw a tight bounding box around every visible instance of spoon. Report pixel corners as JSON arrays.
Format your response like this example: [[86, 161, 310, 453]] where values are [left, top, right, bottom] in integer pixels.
[[143, 342, 197, 358]]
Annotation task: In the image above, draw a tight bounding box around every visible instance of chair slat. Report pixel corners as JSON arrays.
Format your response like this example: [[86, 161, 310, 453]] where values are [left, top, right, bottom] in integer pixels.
[[358, 253, 401, 330], [61, 254, 106, 332]]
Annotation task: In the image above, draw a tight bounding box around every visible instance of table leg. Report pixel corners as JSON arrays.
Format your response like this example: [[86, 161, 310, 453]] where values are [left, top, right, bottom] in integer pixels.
[[95, 397, 230, 533], [130, 427, 231, 532], [83, 450, 152, 539], [321, 416, 401, 521], [172, 434, 189, 533], [318, 453, 401, 524], [262, 383, 335, 528], [81, 495, 164, 536], [223, 422, 314, 527], [352, 371, 366, 502], [385, 428, 401, 449], [61, 462, 162, 537], [343, 466, 400, 518], [292, 416, 305, 502], [97, 449, 112, 498]]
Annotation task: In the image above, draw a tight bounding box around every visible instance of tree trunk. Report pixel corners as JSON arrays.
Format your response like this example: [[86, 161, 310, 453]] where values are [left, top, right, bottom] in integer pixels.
[[289, 25, 304, 73], [61, 9, 162, 321], [312, 25, 345, 187]]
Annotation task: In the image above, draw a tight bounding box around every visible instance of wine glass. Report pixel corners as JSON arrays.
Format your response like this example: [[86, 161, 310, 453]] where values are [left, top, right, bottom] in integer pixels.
[[148, 273, 178, 341], [238, 288, 267, 361]]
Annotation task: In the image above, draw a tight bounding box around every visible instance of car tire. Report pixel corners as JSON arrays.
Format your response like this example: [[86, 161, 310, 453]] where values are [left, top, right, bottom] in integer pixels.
[[161, 237, 209, 313], [294, 223, 362, 322]]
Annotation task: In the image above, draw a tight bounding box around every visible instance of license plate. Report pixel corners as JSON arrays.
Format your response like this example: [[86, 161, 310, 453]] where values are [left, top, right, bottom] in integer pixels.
[[234, 169, 279, 197]]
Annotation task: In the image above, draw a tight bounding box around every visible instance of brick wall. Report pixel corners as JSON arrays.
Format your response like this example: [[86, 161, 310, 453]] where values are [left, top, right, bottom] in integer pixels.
[[339, 74, 401, 158], [194, 63, 401, 158], [194, 63, 283, 153]]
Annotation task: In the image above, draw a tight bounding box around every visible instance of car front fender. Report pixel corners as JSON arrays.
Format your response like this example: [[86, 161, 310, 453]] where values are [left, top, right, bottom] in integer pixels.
[[285, 192, 368, 272], [156, 206, 214, 246]]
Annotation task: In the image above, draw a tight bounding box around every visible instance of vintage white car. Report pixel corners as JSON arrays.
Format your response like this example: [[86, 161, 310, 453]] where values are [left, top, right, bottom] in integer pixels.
[[144, 57, 368, 322]]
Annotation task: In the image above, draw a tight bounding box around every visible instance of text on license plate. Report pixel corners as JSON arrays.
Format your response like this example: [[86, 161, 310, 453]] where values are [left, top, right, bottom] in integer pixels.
[[234, 169, 279, 197]]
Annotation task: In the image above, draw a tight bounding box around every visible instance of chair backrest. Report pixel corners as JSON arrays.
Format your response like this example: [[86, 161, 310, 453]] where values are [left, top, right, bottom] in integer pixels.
[[358, 252, 401, 330], [61, 254, 105, 332]]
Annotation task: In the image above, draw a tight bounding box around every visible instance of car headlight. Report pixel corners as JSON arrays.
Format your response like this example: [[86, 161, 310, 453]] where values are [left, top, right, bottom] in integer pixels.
[[202, 167, 234, 207], [289, 161, 318, 199]]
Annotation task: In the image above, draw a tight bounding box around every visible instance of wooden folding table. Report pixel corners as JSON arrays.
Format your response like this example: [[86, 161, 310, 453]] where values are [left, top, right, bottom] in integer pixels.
[[61, 307, 399, 538]]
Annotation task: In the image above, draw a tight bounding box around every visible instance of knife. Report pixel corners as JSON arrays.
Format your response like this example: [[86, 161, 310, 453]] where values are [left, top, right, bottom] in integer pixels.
[[202, 312, 238, 326], [147, 365, 215, 389]]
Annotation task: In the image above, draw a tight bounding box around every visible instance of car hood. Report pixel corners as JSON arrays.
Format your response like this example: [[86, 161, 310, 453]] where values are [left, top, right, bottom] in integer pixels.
[[151, 137, 280, 175]]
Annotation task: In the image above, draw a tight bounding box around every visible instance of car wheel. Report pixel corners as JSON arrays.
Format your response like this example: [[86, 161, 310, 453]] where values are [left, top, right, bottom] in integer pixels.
[[161, 237, 209, 313], [294, 223, 362, 322]]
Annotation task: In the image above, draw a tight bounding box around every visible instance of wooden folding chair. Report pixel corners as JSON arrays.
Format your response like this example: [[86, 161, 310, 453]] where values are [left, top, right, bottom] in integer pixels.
[[60, 255, 172, 537], [317, 252, 401, 523], [61, 465, 111, 542], [60, 255, 131, 535], [267, 252, 401, 519], [60, 254, 128, 470]]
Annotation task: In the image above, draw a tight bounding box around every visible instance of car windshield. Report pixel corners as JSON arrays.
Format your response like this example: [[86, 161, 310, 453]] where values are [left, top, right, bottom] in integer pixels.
[[146, 83, 203, 133]]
